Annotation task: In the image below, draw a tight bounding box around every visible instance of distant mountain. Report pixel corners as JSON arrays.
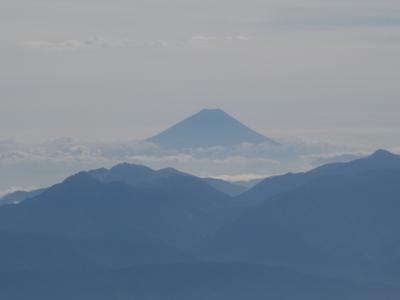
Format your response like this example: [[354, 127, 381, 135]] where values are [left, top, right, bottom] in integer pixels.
[[237, 149, 400, 205], [0, 188, 46, 206], [147, 109, 278, 149], [233, 178, 263, 189], [202, 178, 248, 197], [206, 150, 400, 283]]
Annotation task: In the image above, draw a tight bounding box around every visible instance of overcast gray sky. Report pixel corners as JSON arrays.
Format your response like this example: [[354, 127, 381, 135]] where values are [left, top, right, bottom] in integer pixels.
[[1, 0, 400, 195], [1, 0, 400, 144]]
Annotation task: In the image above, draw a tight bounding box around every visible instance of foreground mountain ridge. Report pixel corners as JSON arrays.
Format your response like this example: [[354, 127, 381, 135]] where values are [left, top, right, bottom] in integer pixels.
[[208, 150, 400, 283], [1, 149, 400, 299], [237, 149, 400, 205], [0, 163, 248, 206]]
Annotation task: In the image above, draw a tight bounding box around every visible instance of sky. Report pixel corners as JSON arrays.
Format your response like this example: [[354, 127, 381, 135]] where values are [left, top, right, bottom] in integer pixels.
[[1, 0, 400, 142], [1, 0, 400, 194]]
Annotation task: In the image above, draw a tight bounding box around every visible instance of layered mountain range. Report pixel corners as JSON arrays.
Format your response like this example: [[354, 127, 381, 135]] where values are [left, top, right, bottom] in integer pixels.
[[1, 149, 400, 299]]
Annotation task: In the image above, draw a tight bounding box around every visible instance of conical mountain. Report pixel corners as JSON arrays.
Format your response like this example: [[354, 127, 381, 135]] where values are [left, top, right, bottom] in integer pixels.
[[147, 109, 277, 149]]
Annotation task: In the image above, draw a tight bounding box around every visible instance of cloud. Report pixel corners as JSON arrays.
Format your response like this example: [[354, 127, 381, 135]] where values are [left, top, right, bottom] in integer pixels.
[[0, 136, 369, 194], [303, 17, 400, 29], [1, 134, 399, 195], [190, 35, 253, 42], [208, 173, 266, 182], [22, 37, 130, 51], [22, 35, 257, 52]]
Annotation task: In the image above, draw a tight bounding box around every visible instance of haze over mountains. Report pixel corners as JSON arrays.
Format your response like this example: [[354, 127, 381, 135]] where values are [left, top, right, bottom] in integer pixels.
[[0, 109, 375, 198], [4, 0, 399, 297], [1, 149, 400, 298]]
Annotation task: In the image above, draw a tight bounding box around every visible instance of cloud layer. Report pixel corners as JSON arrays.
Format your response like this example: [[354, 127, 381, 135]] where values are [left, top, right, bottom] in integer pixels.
[[0, 136, 374, 196], [22, 37, 131, 51]]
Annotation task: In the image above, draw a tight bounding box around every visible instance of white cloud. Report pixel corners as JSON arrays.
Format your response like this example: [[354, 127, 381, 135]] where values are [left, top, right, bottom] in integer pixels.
[[22, 35, 257, 52], [22, 37, 130, 51], [0, 136, 373, 193], [190, 35, 253, 42]]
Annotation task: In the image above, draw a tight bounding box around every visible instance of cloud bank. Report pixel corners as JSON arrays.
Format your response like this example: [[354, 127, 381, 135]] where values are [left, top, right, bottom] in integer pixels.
[[0, 136, 373, 196]]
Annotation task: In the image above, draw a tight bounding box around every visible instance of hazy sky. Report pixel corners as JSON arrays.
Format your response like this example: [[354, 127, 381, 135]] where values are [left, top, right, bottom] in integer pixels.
[[1, 0, 400, 144], [1, 0, 400, 195]]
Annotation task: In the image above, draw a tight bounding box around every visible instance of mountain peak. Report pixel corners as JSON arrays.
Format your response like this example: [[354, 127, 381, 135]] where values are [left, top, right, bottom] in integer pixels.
[[199, 108, 224, 113], [147, 109, 278, 149], [370, 149, 397, 159], [110, 163, 153, 173], [196, 108, 231, 117]]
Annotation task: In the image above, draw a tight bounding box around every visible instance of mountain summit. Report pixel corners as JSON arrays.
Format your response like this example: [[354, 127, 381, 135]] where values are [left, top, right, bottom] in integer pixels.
[[147, 109, 277, 149]]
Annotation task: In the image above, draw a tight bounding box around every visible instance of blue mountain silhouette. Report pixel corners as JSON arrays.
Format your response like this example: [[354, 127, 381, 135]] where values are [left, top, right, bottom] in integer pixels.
[[1, 149, 400, 299], [237, 149, 400, 205], [147, 108, 278, 149], [207, 150, 400, 283]]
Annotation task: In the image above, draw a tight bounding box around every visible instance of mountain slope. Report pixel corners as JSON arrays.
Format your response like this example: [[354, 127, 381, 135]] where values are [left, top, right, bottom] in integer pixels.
[[1, 263, 399, 300], [1, 163, 241, 206], [147, 109, 277, 149], [0, 165, 238, 272], [238, 149, 400, 205], [202, 177, 248, 196], [207, 167, 400, 283], [0, 173, 195, 271], [0, 188, 46, 206], [88, 164, 243, 248]]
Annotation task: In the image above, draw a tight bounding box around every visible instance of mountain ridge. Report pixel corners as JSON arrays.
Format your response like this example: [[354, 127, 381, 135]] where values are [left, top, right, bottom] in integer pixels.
[[1, 149, 400, 297], [206, 151, 400, 283], [236, 149, 400, 205]]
